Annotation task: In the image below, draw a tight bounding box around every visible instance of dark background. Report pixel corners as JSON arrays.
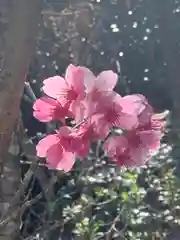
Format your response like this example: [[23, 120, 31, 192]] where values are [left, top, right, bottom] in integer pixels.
[[20, 1, 180, 239]]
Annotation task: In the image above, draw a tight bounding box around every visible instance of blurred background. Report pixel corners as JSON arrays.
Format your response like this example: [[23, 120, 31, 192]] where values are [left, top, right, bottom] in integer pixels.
[[2, 0, 180, 239]]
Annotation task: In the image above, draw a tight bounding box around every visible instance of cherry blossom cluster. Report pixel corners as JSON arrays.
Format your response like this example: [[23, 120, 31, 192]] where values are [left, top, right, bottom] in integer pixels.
[[33, 64, 165, 172]]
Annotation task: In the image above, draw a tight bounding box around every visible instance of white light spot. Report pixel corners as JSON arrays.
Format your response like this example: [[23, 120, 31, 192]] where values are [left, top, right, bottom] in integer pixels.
[[96, 0, 101, 2], [133, 22, 138, 28], [144, 69, 149, 72], [32, 79, 36, 84], [110, 23, 117, 28], [81, 37, 86, 42], [165, 215, 173, 221], [128, 11, 133, 15], [144, 16, 148, 21], [176, 8, 180, 12], [133, 209, 139, 214], [100, 51, 104, 55], [136, 219, 143, 224], [37, 132, 43, 136], [146, 28, 151, 33], [119, 52, 124, 57], [143, 36, 148, 40], [144, 77, 149, 81], [139, 212, 150, 217], [154, 24, 159, 29], [112, 27, 119, 32]]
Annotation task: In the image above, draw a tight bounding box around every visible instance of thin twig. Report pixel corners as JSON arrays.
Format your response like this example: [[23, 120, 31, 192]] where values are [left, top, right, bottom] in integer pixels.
[[105, 208, 127, 240], [0, 193, 42, 228], [0, 161, 39, 221]]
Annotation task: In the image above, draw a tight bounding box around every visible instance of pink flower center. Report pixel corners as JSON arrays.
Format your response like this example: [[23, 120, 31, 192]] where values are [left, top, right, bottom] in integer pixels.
[[60, 135, 75, 150], [115, 151, 130, 166], [127, 131, 144, 150], [91, 88, 102, 101], [67, 88, 78, 101], [105, 109, 119, 125], [78, 124, 95, 141]]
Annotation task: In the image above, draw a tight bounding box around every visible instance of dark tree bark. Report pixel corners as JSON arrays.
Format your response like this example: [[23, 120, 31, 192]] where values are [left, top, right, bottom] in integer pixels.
[[0, 0, 42, 239]]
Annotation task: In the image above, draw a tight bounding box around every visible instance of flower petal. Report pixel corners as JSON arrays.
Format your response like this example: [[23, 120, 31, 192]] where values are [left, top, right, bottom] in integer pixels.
[[43, 76, 68, 99], [56, 151, 75, 172], [46, 143, 63, 169], [65, 64, 85, 94], [91, 116, 110, 139], [33, 97, 68, 122], [76, 141, 90, 158], [139, 130, 161, 151], [78, 66, 96, 92], [120, 94, 145, 112], [103, 136, 128, 157], [116, 112, 139, 130], [128, 145, 149, 167], [96, 70, 118, 91], [57, 126, 72, 136], [36, 134, 60, 158], [71, 100, 86, 122], [119, 94, 153, 125]]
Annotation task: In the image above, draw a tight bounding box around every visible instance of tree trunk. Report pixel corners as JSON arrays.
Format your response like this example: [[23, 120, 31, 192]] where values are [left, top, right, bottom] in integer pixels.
[[0, 0, 42, 239]]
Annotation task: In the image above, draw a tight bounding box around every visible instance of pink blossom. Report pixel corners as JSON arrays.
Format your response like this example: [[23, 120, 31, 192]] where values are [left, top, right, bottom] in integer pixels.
[[79, 66, 118, 94], [33, 97, 72, 122], [42, 64, 86, 111], [103, 136, 130, 166], [103, 117, 164, 167], [72, 120, 108, 158], [91, 93, 139, 136], [72, 123, 93, 158], [34, 64, 166, 172], [36, 126, 76, 172], [119, 94, 153, 126], [75, 67, 118, 120]]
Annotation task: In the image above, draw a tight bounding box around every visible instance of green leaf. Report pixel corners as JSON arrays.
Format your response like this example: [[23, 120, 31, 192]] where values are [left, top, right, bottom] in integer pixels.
[[122, 191, 128, 201]]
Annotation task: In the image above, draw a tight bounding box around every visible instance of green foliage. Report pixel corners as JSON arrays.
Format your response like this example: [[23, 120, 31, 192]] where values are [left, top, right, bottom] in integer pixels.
[[39, 143, 180, 239]]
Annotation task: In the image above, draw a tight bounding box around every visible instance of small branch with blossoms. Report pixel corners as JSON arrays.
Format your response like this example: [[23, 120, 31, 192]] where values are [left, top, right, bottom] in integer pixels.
[[33, 64, 167, 173]]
